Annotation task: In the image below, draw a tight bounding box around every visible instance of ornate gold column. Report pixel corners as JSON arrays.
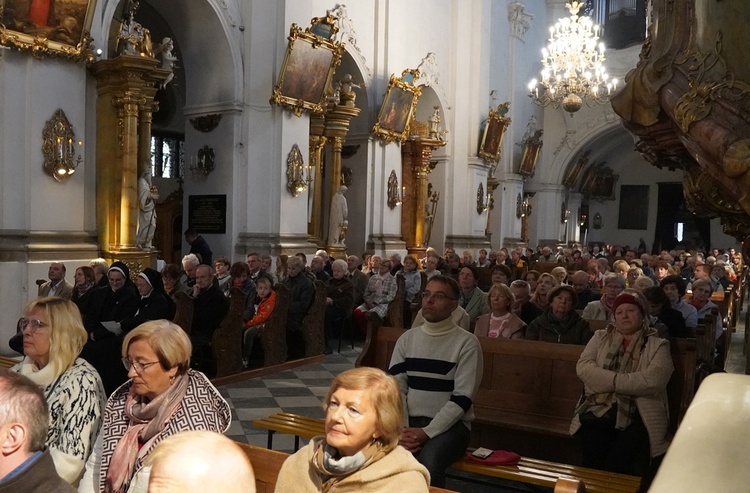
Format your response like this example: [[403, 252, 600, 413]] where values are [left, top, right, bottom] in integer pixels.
[[401, 138, 446, 258], [307, 114, 327, 243], [90, 55, 169, 273], [323, 104, 360, 258]]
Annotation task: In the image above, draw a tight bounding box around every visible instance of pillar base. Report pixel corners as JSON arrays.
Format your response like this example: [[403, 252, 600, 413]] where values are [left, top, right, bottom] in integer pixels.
[[102, 248, 158, 277], [326, 244, 347, 260]]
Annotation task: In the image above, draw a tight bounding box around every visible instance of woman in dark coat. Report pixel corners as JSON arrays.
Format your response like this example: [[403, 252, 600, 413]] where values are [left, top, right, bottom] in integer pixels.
[[70, 265, 98, 326], [120, 267, 174, 333], [80, 261, 139, 395], [324, 259, 354, 354], [525, 285, 591, 345]]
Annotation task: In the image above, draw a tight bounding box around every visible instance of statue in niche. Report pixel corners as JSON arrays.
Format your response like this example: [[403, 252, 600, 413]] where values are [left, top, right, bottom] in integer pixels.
[[154, 37, 177, 88], [137, 170, 159, 249], [428, 106, 446, 140], [335, 74, 363, 106], [116, 8, 148, 56], [328, 185, 349, 246]]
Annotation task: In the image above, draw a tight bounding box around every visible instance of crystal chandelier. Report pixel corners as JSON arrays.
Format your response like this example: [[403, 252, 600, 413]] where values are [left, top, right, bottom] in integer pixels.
[[527, 1, 617, 114]]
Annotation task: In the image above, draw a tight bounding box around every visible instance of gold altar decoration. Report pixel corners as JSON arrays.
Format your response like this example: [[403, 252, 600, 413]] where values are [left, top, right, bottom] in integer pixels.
[[270, 14, 344, 116], [387, 170, 403, 209], [41, 109, 82, 181], [373, 68, 423, 144], [476, 182, 489, 215], [285, 144, 310, 197]]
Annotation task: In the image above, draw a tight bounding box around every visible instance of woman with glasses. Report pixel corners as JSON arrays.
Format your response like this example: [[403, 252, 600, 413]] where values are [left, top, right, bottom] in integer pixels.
[[78, 320, 230, 493], [11, 297, 106, 485], [582, 273, 626, 322], [81, 262, 140, 395]]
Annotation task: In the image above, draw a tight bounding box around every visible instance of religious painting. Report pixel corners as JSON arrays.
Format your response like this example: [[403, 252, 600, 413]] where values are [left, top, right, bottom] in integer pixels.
[[518, 129, 543, 178], [618, 185, 649, 229], [0, 0, 97, 62], [563, 149, 590, 190], [478, 103, 511, 163], [372, 68, 422, 144], [581, 164, 619, 201], [270, 14, 344, 116]]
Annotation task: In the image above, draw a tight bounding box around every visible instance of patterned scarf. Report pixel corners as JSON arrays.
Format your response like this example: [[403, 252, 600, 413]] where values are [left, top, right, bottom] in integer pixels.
[[599, 296, 615, 319], [310, 437, 387, 492], [577, 326, 648, 430], [104, 373, 189, 493]]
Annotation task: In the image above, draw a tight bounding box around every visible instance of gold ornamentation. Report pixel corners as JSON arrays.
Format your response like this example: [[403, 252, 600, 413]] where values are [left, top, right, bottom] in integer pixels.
[[189, 114, 222, 133], [476, 182, 489, 214], [372, 69, 423, 144], [478, 102, 511, 165], [286, 144, 310, 196], [41, 109, 82, 182]]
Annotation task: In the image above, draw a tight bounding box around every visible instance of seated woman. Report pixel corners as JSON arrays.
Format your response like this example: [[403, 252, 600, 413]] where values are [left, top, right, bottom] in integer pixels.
[[582, 273, 626, 322], [529, 272, 557, 311], [324, 259, 354, 354], [626, 266, 643, 288], [523, 269, 540, 293], [78, 320, 231, 493], [120, 268, 174, 334], [688, 278, 723, 341], [641, 286, 689, 338], [11, 297, 106, 485], [242, 276, 277, 367], [213, 256, 232, 297], [571, 293, 673, 479], [491, 264, 512, 286], [81, 262, 140, 395], [475, 283, 525, 339], [229, 261, 257, 322], [160, 264, 190, 299], [652, 260, 674, 284], [402, 255, 422, 326], [612, 260, 630, 278], [550, 266, 568, 286], [71, 265, 98, 326], [275, 367, 430, 492], [457, 265, 488, 329], [525, 285, 591, 345], [352, 260, 397, 334], [660, 275, 698, 331]]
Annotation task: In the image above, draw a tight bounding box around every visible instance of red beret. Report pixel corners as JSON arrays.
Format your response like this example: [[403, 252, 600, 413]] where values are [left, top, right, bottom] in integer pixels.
[[612, 293, 645, 317]]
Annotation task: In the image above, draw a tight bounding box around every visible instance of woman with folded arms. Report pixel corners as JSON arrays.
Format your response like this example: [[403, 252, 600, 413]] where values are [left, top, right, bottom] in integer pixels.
[[275, 367, 429, 492]]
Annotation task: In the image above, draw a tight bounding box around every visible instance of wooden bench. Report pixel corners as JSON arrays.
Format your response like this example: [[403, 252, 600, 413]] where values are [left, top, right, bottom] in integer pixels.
[[251, 413, 640, 493], [0, 355, 20, 369], [301, 281, 327, 357], [235, 441, 458, 492], [213, 287, 249, 377]]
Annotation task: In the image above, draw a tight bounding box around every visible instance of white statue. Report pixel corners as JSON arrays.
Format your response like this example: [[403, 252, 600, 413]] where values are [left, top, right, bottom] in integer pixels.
[[154, 37, 177, 88], [428, 106, 444, 140], [328, 185, 349, 246], [137, 171, 159, 249]]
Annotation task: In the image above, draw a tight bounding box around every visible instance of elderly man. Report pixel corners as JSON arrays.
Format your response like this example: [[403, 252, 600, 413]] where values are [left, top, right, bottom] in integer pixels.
[[146, 431, 255, 493], [245, 252, 267, 284], [190, 264, 229, 375], [315, 249, 334, 276], [570, 270, 601, 309], [424, 255, 440, 280], [282, 256, 315, 359], [389, 253, 404, 275], [389, 275, 483, 488], [184, 228, 212, 265], [510, 279, 543, 325], [89, 258, 110, 287], [346, 255, 368, 306], [0, 370, 76, 493], [38, 262, 73, 299], [181, 253, 200, 288], [310, 255, 331, 282]]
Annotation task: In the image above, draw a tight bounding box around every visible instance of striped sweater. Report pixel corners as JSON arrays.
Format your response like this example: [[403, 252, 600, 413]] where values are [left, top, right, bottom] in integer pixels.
[[388, 318, 483, 438]]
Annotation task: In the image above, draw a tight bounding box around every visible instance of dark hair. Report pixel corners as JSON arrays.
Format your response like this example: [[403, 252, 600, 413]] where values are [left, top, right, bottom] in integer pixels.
[[460, 265, 478, 280], [76, 265, 96, 284], [491, 264, 512, 278], [230, 261, 250, 278], [660, 274, 687, 297], [546, 284, 578, 308], [214, 256, 230, 268], [426, 275, 460, 300], [642, 286, 671, 312], [161, 263, 182, 280], [295, 252, 307, 264], [524, 269, 540, 281], [184, 228, 197, 237]]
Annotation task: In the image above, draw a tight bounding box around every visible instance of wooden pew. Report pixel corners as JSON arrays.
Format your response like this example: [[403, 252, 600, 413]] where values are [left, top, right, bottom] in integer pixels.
[[0, 355, 20, 369], [213, 287, 249, 377], [172, 291, 194, 335], [256, 283, 290, 366], [301, 281, 327, 357], [235, 442, 459, 492]]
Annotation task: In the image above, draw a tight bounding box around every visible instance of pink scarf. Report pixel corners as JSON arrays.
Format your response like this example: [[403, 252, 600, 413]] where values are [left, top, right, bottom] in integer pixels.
[[104, 373, 189, 493]]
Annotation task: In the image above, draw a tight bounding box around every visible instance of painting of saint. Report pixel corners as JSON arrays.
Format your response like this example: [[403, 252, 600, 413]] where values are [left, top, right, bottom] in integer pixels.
[[1, 0, 91, 51], [279, 40, 334, 105], [377, 86, 414, 134]]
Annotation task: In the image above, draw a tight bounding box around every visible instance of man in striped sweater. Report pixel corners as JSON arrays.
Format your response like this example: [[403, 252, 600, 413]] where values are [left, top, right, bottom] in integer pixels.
[[388, 275, 483, 488]]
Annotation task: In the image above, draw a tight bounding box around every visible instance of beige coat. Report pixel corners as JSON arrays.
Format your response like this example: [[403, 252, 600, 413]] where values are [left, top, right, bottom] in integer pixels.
[[570, 327, 674, 457], [275, 440, 430, 493]]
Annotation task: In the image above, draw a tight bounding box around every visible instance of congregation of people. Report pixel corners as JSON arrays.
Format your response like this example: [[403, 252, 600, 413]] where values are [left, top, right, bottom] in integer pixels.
[[2, 231, 743, 492]]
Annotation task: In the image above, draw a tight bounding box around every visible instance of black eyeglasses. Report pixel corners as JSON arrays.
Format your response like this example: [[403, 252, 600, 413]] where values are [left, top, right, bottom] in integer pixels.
[[121, 358, 159, 373], [18, 318, 49, 333]]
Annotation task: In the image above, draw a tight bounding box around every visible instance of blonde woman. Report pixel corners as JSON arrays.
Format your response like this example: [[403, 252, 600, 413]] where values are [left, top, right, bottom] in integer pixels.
[[529, 272, 558, 310], [475, 283, 526, 339], [12, 297, 106, 485]]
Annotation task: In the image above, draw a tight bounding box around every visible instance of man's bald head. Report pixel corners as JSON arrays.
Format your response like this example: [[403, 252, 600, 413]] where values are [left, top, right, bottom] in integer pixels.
[[146, 431, 255, 493]]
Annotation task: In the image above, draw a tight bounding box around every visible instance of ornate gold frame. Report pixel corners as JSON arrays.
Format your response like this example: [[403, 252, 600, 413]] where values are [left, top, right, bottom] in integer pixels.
[[372, 69, 423, 144], [563, 149, 590, 190], [518, 129, 543, 178], [270, 14, 344, 117], [478, 102, 511, 163], [0, 0, 96, 62]]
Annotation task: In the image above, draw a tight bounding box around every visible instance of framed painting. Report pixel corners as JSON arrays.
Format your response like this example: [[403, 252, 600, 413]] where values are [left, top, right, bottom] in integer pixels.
[[0, 0, 96, 62], [270, 14, 344, 116], [518, 129, 543, 178], [372, 68, 422, 144], [563, 149, 590, 190], [478, 102, 511, 163], [582, 164, 619, 201]]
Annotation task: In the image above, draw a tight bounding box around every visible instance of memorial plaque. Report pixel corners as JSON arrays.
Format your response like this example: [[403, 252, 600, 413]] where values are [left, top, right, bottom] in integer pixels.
[[188, 195, 227, 234]]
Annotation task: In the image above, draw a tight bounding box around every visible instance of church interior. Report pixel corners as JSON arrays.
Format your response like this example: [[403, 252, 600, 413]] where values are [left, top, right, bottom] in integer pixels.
[[2, 0, 750, 490]]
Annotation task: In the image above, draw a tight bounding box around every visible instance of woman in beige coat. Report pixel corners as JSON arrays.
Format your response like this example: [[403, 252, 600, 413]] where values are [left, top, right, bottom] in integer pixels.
[[571, 292, 673, 479], [275, 367, 429, 492]]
